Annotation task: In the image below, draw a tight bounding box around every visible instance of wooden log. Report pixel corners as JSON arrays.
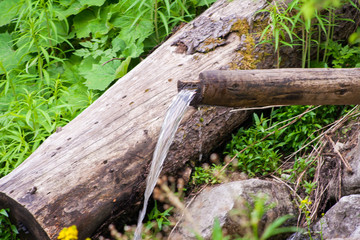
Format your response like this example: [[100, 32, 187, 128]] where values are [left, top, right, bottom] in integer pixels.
[[0, 0, 357, 239], [179, 68, 360, 107]]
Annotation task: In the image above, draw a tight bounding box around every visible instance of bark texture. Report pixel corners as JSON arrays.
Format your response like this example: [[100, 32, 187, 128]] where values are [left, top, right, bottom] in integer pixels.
[[191, 69, 360, 107]]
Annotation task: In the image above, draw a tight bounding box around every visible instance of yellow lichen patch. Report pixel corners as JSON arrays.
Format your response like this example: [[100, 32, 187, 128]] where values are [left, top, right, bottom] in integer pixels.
[[230, 18, 250, 36], [229, 35, 260, 70], [203, 37, 225, 46], [228, 17, 267, 70], [197, 37, 226, 52]]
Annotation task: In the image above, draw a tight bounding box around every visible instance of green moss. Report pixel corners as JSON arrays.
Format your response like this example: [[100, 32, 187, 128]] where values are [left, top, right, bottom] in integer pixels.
[[228, 18, 267, 70], [230, 18, 250, 35]]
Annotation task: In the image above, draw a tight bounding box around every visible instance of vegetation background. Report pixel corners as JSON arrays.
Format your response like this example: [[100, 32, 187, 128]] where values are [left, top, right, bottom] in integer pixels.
[[1, 0, 360, 239]]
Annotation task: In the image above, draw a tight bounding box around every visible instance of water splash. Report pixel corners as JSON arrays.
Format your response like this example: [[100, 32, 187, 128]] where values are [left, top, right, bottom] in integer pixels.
[[134, 90, 195, 240]]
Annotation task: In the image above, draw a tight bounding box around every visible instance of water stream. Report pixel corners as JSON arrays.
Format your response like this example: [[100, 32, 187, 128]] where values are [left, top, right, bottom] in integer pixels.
[[134, 89, 196, 240]]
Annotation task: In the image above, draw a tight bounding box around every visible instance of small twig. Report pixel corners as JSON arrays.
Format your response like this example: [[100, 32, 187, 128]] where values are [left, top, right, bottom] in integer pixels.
[[272, 174, 303, 202], [266, 105, 320, 132], [295, 141, 325, 191], [286, 105, 359, 160], [230, 105, 285, 112], [271, 175, 305, 227], [325, 134, 353, 173], [102, 57, 125, 66], [222, 106, 315, 175]]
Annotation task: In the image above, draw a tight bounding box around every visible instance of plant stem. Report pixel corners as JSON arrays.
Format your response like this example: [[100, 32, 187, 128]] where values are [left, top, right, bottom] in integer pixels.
[[153, 0, 159, 41]]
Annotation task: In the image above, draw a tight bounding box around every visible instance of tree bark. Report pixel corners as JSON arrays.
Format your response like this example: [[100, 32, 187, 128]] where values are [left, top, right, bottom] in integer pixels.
[[0, 0, 358, 239], [181, 68, 360, 107]]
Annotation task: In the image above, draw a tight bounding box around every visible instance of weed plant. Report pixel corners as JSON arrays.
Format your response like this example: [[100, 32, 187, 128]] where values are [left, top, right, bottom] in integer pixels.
[[0, 0, 216, 178], [225, 105, 352, 177], [192, 164, 224, 184], [258, 0, 358, 68], [0, 209, 19, 239], [145, 201, 173, 234]]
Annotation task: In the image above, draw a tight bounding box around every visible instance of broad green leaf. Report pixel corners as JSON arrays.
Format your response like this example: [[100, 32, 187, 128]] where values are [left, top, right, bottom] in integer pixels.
[[0, 209, 8, 217], [11, 224, 19, 234], [113, 9, 153, 44], [58, 0, 73, 7], [112, 37, 126, 53], [114, 15, 153, 57], [58, 82, 91, 111], [79, 41, 94, 49], [53, 2, 84, 18], [0, 0, 21, 26], [123, 42, 144, 58], [83, 61, 119, 90], [78, 56, 97, 74], [72, 9, 97, 38], [74, 48, 91, 58], [79, 0, 106, 7], [197, 0, 217, 7], [72, 5, 114, 38], [0, 33, 20, 74], [114, 57, 131, 79]]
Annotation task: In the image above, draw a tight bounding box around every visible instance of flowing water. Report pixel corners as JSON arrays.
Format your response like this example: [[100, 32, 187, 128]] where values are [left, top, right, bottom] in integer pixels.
[[134, 89, 196, 240]]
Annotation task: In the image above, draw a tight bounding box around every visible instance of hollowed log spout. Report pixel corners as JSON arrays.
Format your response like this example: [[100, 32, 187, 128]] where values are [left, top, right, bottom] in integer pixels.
[[178, 68, 360, 107]]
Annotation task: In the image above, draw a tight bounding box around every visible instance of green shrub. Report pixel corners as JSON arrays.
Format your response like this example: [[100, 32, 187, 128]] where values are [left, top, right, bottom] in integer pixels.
[[225, 106, 350, 177], [0, 209, 19, 240]]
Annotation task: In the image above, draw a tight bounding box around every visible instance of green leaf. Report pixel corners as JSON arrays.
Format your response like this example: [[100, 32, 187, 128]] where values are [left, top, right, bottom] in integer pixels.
[[83, 61, 119, 91], [114, 57, 131, 79], [212, 218, 222, 240], [113, 10, 153, 56], [112, 37, 126, 53], [0, 209, 9, 217], [74, 48, 91, 58], [0, 33, 20, 74], [53, 2, 84, 18], [197, 0, 217, 7], [10, 224, 19, 234], [253, 113, 260, 126], [0, 0, 21, 26], [158, 11, 169, 35], [72, 4, 115, 38], [261, 215, 298, 240], [72, 9, 98, 38], [79, 0, 106, 7], [123, 42, 144, 58]]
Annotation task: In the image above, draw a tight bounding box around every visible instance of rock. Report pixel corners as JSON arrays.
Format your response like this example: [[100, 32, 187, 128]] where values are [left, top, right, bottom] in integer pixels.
[[170, 179, 296, 239], [313, 194, 360, 239], [327, 238, 360, 240], [342, 133, 360, 196]]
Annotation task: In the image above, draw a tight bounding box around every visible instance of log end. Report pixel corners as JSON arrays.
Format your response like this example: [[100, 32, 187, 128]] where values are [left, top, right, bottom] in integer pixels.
[[0, 193, 50, 239], [177, 80, 202, 106]]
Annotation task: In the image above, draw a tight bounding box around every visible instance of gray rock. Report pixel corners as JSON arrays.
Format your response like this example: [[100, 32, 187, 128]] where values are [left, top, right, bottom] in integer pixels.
[[313, 195, 360, 239], [327, 238, 360, 240], [342, 134, 360, 196], [170, 179, 296, 239]]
